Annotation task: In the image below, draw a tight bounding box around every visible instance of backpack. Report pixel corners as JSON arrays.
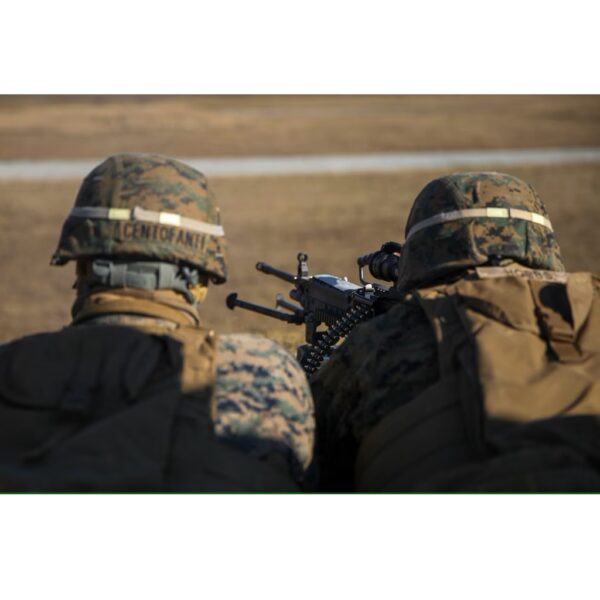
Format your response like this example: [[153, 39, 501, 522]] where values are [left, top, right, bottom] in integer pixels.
[[356, 268, 600, 492], [0, 325, 298, 492]]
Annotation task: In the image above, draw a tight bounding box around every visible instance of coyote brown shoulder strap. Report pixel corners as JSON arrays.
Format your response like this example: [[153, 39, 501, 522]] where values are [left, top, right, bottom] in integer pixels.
[[356, 269, 600, 492]]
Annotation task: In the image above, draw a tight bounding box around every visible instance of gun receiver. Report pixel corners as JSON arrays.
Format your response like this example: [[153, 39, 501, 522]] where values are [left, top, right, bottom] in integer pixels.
[[226, 245, 401, 375]]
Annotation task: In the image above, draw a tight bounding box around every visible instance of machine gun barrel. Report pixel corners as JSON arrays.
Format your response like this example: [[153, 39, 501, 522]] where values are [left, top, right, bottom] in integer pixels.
[[226, 293, 302, 324], [256, 261, 296, 284]]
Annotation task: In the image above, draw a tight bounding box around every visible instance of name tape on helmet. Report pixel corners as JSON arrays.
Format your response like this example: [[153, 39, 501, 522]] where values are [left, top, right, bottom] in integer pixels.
[[69, 206, 225, 237], [405, 207, 553, 240]]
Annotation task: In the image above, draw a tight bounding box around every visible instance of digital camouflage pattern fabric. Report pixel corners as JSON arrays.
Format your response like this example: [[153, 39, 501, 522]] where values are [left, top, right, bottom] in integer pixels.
[[214, 333, 315, 480], [395, 172, 565, 290], [311, 298, 437, 490], [51, 153, 228, 283]]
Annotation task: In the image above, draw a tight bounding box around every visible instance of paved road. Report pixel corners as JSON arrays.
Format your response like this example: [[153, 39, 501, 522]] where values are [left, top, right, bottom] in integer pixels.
[[1, 147, 599, 180]]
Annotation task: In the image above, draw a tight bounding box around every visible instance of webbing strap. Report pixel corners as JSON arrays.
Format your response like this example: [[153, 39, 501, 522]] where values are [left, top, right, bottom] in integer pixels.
[[406, 207, 553, 240], [88, 260, 199, 303], [69, 206, 225, 237]]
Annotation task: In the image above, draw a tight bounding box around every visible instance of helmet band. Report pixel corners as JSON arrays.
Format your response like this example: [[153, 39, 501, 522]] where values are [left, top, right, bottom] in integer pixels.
[[405, 207, 553, 241], [69, 206, 225, 237]]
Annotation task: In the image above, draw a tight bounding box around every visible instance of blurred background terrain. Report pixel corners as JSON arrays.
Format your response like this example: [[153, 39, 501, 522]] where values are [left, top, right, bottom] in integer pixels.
[[1, 95, 599, 349]]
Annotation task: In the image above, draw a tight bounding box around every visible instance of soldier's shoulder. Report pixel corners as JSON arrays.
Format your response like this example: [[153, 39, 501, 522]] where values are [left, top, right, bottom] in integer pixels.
[[313, 294, 436, 414], [213, 333, 314, 474], [0, 325, 137, 358], [1, 327, 63, 347], [216, 333, 305, 374], [342, 294, 429, 350], [214, 332, 313, 421]]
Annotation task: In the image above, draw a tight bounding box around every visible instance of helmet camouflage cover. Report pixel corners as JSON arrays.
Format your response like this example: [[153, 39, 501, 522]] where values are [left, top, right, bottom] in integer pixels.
[[395, 172, 565, 289], [51, 153, 227, 283]]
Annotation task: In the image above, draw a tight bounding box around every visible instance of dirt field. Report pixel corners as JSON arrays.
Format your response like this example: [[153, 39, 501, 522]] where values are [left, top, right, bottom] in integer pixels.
[[1, 162, 598, 348], [1, 95, 599, 159], [0, 95, 598, 349]]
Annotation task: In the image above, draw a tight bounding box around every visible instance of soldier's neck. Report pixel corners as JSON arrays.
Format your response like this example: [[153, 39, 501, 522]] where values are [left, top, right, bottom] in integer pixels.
[[71, 288, 201, 329]]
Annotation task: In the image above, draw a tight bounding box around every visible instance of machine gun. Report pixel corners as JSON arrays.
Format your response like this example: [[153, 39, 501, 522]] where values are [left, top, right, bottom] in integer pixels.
[[226, 242, 402, 375]]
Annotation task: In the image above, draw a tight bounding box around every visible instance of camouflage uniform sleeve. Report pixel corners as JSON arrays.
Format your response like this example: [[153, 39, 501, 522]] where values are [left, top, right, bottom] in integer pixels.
[[311, 297, 438, 490], [213, 334, 315, 484]]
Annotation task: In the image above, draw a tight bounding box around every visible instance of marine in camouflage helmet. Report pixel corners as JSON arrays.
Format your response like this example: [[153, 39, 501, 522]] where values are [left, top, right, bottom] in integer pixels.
[[312, 171, 600, 493], [51, 153, 227, 283], [395, 172, 565, 290], [0, 153, 316, 491]]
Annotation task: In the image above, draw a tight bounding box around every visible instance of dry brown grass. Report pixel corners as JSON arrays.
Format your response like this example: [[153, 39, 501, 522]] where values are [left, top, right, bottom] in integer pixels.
[[1, 163, 598, 346], [0, 95, 599, 159]]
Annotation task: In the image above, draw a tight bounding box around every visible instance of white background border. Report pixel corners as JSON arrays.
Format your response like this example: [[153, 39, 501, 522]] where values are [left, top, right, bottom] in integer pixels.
[[2, 0, 598, 93]]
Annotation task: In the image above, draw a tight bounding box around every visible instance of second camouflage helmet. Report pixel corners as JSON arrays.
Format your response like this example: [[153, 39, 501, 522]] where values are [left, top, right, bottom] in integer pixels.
[[51, 153, 228, 283], [396, 172, 565, 289]]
